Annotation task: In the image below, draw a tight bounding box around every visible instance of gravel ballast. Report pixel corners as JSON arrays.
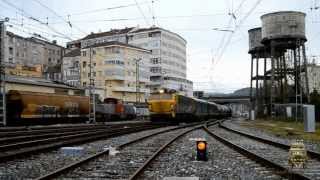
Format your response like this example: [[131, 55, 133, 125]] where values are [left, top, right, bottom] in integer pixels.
[[211, 125, 320, 180], [138, 129, 282, 180], [0, 126, 176, 179], [223, 120, 320, 152]]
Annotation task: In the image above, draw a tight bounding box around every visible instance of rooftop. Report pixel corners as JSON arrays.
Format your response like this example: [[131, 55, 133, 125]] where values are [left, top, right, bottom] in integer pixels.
[[82, 27, 135, 40], [80, 26, 187, 43], [6, 31, 64, 48], [6, 75, 83, 90]]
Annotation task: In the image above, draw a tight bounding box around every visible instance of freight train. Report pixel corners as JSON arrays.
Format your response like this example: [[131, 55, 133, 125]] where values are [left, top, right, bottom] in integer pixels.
[[148, 90, 232, 122], [6, 90, 136, 125]]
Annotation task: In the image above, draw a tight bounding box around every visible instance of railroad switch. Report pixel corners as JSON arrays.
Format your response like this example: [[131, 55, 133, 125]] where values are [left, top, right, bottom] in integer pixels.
[[196, 139, 208, 161]]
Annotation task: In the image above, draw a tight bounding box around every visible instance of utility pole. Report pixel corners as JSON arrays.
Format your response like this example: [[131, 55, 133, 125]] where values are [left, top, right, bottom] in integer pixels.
[[0, 18, 9, 126], [88, 47, 96, 123], [135, 58, 141, 104]]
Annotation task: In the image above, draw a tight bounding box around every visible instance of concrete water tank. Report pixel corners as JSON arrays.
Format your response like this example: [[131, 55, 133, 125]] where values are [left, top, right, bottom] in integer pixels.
[[248, 27, 264, 53], [261, 11, 306, 42]]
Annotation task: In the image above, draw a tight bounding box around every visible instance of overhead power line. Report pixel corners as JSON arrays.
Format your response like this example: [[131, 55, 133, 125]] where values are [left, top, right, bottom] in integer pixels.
[[1, 0, 73, 40], [31, 0, 87, 35], [69, 0, 153, 16], [134, 0, 150, 26]]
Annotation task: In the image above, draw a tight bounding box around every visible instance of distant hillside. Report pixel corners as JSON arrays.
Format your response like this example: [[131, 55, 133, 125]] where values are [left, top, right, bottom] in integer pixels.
[[232, 87, 255, 96], [204, 87, 255, 97]]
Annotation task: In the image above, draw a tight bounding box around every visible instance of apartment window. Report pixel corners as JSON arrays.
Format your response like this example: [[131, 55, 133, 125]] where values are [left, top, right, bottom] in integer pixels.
[[83, 61, 87, 67], [9, 47, 13, 55], [111, 47, 120, 54], [83, 82, 87, 86], [82, 51, 86, 56], [8, 58, 13, 63], [92, 50, 96, 55], [151, 58, 161, 64], [9, 36, 13, 43]]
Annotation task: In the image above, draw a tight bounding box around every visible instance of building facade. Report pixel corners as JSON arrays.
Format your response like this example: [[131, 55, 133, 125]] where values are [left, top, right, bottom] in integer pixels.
[[127, 27, 193, 97], [80, 41, 151, 102], [62, 49, 81, 87], [74, 26, 193, 97], [4, 32, 64, 81]]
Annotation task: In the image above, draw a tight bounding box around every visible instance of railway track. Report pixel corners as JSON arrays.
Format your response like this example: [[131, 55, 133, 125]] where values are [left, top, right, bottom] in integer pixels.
[[0, 123, 166, 161], [204, 123, 320, 180], [35, 121, 215, 179]]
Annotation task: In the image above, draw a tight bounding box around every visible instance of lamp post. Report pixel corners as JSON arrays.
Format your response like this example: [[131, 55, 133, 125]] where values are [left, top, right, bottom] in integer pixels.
[[0, 17, 9, 126], [161, 70, 166, 90], [135, 58, 142, 104]]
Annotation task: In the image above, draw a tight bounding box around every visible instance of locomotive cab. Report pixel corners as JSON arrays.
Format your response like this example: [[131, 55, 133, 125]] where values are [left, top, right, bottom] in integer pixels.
[[148, 89, 177, 120]]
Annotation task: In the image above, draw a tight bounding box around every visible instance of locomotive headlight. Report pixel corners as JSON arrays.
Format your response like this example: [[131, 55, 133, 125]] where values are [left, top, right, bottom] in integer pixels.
[[159, 89, 165, 94]]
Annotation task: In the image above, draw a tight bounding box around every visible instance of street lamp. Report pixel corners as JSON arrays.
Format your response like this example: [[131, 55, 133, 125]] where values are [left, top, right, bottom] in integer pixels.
[[135, 58, 142, 104]]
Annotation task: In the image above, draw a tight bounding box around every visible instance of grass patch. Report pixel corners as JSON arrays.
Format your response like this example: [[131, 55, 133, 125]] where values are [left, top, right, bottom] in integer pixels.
[[240, 118, 320, 144]]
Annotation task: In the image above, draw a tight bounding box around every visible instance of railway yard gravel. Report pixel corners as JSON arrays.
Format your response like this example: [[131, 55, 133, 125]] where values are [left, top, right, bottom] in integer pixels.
[[223, 119, 320, 152], [60, 126, 193, 179], [211, 125, 320, 180], [0, 126, 175, 179], [138, 129, 283, 180]]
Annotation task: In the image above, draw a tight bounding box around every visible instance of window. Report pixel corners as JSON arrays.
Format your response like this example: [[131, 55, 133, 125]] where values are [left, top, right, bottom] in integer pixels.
[[92, 50, 96, 55], [9, 47, 13, 55], [83, 61, 87, 67], [83, 82, 87, 86], [82, 51, 87, 56], [151, 58, 161, 64], [111, 47, 120, 54]]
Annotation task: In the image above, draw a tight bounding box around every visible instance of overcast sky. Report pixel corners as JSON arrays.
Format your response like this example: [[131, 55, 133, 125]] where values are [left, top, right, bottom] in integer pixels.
[[1, 0, 319, 93]]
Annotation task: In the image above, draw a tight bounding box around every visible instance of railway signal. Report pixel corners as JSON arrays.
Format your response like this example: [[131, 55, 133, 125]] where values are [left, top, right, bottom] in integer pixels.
[[196, 139, 208, 161]]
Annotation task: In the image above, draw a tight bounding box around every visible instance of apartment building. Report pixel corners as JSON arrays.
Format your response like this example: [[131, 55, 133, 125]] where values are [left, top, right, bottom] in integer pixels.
[[72, 26, 193, 97], [127, 27, 193, 97], [80, 41, 151, 102], [4, 32, 64, 81], [62, 49, 81, 87]]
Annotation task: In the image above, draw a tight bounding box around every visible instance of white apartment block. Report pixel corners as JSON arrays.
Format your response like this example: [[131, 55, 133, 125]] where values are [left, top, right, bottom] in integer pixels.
[[70, 26, 193, 97], [80, 41, 151, 103]]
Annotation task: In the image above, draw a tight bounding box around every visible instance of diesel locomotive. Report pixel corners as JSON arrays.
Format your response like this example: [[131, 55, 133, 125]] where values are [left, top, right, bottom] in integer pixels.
[[148, 90, 231, 121]]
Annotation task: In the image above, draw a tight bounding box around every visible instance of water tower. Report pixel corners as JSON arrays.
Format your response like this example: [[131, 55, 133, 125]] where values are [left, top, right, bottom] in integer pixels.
[[248, 27, 270, 116], [261, 11, 310, 115]]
